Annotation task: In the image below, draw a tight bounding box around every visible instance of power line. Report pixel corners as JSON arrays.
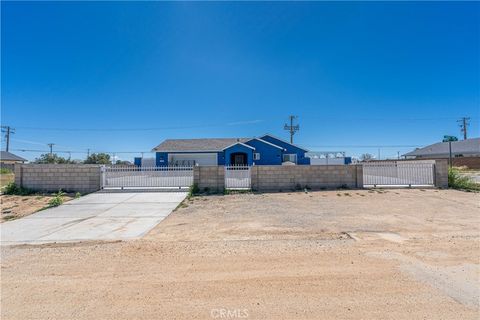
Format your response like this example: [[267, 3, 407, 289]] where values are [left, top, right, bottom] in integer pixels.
[[306, 145, 422, 148], [284, 115, 299, 144], [457, 117, 471, 140], [11, 148, 153, 154], [13, 119, 264, 132]]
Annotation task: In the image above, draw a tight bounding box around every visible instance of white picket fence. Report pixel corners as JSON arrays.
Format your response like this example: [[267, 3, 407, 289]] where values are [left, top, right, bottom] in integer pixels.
[[101, 166, 193, 190], [363, 161, 435, 187], [225, 165, 251, 189]]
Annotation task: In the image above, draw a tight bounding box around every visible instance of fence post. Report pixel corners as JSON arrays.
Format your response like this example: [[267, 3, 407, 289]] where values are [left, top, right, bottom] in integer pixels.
[[14, 163, 23, 187], [100, 165, 106, 189], [356, 165, 363, 188], [434, 159, 449, 188]]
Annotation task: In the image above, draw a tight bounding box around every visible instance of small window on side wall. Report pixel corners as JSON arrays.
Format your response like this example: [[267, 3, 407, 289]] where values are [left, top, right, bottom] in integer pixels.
[[254, 153, 261, 160]]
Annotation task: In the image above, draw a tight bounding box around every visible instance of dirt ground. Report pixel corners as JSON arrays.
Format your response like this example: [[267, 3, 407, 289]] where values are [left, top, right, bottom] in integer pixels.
[[1, 194, 75, 222], [1, 189, 479, 319]]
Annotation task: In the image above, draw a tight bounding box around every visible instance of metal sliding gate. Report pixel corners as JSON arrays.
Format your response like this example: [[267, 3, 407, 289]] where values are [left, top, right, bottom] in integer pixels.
[[225, 165, 251, 189], [101, 166, 193, 190], [363, 161, 435, 187]]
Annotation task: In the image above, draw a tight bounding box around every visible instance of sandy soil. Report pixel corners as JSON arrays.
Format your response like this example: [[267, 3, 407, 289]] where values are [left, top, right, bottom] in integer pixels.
[[1, 194, 74, 222], [1, 189, 479, 319]]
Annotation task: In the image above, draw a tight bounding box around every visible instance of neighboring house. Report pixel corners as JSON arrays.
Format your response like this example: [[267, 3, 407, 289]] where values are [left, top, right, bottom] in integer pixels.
[[0, 151, 27, 171], [0, 151, 27, 164], [151, 134, 310, 166], [403, 138, 480, 159]]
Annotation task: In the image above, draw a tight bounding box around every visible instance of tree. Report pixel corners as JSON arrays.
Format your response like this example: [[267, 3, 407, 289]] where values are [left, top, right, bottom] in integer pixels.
[[34, 153, 74, 164], [443, 135, 458, 142], [360, 153, 374, 162], [115, 160, 132, 166], [84, 153, 111, 164]]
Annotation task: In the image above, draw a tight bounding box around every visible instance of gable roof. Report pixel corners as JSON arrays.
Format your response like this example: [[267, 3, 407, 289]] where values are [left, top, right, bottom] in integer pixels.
[[403, 138, 480, 157], [245, 137, 285, 150], [0, 151, 27, 162], [152, 138, 250, 152], [260, 134, 309, 152], [222, 141, 256, 151]]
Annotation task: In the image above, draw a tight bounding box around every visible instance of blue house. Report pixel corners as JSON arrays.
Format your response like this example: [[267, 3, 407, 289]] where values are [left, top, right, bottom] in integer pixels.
[[151, 134, 310, 166]]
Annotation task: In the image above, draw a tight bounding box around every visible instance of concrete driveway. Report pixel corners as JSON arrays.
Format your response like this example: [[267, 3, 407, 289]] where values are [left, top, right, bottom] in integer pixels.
[[1, 192, 187, 245]]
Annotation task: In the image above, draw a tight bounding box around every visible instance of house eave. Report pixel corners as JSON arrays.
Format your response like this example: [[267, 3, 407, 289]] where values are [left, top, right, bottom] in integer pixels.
[[261, 133, 309, 152]]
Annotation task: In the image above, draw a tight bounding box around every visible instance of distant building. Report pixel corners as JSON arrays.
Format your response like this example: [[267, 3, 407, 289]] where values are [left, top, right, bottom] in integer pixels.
[[403, 138, 480, 159], [306, 151, 352, 165], [1, 151, 27, 171], [0, 151, 27, 164]]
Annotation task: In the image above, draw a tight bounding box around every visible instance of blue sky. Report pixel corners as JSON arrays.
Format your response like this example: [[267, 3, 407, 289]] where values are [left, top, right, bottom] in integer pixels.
[[2, 2, 479, 161]]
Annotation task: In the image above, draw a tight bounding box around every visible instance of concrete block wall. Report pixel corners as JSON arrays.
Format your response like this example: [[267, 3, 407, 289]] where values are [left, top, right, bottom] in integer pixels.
[[434, 159, 449, 188], [193, 166, 225, 192], [14, 164, 102, 193], [251, 165, 362, 191]]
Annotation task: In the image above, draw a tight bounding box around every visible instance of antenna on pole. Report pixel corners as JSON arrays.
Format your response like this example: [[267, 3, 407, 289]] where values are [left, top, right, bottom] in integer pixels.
[[284, 115, 299, 144]]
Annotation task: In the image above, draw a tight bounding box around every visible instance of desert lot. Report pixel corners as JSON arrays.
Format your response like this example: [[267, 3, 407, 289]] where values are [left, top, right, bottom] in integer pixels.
[[1, 189, 479, 319]]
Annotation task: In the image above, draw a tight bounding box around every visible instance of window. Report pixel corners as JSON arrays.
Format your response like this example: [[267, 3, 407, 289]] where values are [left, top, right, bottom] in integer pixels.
[[253, 153, 261, 160], [283, 154, 297, 163]]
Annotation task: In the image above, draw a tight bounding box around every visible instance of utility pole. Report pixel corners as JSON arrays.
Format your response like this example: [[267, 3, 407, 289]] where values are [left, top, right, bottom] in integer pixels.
[[87, 149, 90, 157], [47, 143, 55, 155], [1, 126, 15, 152], [284, 115, 300, 144], [457, 117, 470, 140]]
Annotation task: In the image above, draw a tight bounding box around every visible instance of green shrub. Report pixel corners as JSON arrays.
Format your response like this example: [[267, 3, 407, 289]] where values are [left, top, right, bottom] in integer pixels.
[[188, 183, 199, 198], [75, 192, 82, 199], [0, 168, 13, 174], [3, 182, 33, 195], [48, 190, 65, 207], [448, 168, 480, 191]]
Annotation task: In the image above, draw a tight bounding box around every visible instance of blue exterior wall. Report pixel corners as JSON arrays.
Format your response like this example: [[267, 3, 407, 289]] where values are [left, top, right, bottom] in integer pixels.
[[245, 139, 282, 165], [134, 157, 142, 166], [223, 144, 254, 165], [156, 152, 169, 166], [260, 135, 311, 165]]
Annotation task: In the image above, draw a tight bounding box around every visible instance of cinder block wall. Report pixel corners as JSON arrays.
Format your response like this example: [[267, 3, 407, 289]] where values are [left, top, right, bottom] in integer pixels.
[[434, 159, 449, 188], [251, 165, 362, 191], [193, 166, 225, 192], [14, 164, 102, 193]]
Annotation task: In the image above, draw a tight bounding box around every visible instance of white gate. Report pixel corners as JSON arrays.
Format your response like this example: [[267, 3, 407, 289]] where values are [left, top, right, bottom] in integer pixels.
[[363, 161, 435, 187], [225, 165, 251, 189], [101, 166, 193, 190]]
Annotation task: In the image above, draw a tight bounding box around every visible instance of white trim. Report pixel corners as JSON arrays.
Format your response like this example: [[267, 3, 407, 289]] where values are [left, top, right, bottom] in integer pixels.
[[260, 133, 309, 152], [245, 137, 285, 150], [153, 149, 221, 153], [222, 142, 256, 151], [253, 152, 261, 160]]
